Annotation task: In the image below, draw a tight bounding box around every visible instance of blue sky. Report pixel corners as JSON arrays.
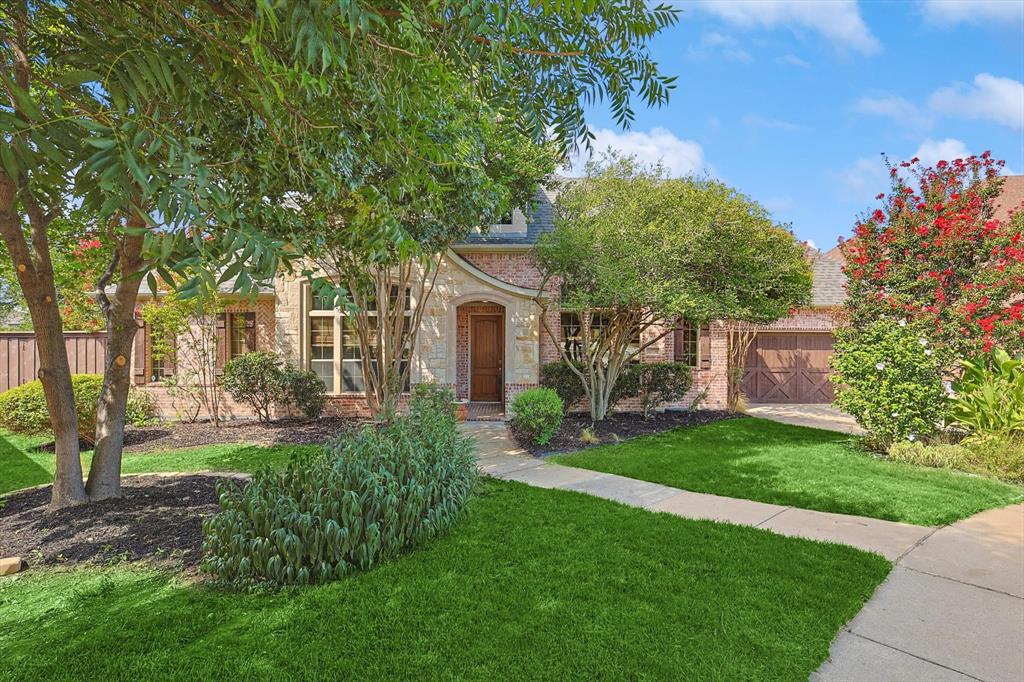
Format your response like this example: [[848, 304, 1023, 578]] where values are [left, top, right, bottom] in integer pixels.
[[572, 0, 1024, 252]]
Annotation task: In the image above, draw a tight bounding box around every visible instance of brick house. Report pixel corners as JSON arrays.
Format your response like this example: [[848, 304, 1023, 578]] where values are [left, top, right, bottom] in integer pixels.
[[132, 186, 848, 419]]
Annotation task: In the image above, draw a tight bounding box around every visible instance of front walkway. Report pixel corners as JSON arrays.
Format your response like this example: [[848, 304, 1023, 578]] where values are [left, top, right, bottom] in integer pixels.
[[745, 402, 864, 435], [463, 422, 1024, 681]]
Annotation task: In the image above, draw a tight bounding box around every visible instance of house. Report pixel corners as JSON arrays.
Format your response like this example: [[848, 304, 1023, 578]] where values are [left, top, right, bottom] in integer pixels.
[[132, 186, 849, 419]]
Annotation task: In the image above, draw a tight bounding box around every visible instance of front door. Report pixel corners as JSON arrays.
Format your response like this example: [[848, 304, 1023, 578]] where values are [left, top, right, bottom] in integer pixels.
[[471, 314, 503, 402]]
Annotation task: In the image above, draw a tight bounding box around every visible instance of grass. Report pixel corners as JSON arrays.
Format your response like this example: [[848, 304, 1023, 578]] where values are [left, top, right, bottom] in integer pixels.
[[0, 479, 890, 681], [0, 430, 318, 495], [552, 417, 1024, 526]]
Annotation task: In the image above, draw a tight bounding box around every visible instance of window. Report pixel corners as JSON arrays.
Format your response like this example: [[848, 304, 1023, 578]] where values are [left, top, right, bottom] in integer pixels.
[[150, 355, 166, 383], [310, 317, 335, 392], [560, 311, 640, 363], [497, 212, 513, 225], [309, 287, 410, 394], [229, 313, 250, 359], [674, 321, 699, 367]]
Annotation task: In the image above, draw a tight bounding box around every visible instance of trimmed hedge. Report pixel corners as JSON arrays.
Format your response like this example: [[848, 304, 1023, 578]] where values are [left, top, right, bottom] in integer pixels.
[[508, 387, 564, 445]]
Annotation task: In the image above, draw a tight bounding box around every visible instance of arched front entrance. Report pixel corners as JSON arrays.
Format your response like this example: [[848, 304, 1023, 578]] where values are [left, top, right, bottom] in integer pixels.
[[455, 301, 506, 405]]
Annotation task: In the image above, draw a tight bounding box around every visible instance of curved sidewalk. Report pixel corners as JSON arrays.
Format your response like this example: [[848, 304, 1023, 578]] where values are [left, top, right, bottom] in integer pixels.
[[464, 422, 1024, 681]]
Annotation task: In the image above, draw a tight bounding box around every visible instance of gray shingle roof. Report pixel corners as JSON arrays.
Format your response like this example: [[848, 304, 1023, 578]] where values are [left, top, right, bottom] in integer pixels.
[[455, 184, 558, 246], [809, 249, 847, 307]]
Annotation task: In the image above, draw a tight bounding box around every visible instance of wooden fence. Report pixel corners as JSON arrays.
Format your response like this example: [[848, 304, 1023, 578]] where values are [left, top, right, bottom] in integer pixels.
[[0, 331, 108, 392]]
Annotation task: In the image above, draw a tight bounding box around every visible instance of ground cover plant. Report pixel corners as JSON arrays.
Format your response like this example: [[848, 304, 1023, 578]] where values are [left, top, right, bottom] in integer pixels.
[[552, 418, 1023, 526], [0, 479, 890, 681]]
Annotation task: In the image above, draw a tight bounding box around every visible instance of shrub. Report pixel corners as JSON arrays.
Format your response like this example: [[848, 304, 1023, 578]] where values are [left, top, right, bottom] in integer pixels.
[[0, 374, 103, 442], [949, 348, 1024, 439], [832, 320, 948, 449], [409, 382, 457, 421], [508, 388, 563, 445], [888, 437, 1024, 484], [280, 367, 327, 420], [125, 387, 158, 427], [540, 361, 586, 414], [220, 351, 286, 422], [201, 386, 476, 587], [616, 362, 692, 418]]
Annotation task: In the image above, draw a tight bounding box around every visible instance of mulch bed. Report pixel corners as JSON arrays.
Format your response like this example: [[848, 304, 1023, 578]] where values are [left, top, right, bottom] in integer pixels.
[[0, 474, 231, 573], [121, 416, 361, 453], [519, 410, 738, 456]]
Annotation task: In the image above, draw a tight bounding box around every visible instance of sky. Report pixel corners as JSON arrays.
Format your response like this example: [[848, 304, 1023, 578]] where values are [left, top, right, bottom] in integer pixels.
[[569, 0, 1024, 252]]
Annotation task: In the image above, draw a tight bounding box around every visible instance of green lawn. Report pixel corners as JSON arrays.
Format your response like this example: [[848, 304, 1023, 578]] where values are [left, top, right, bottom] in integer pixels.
[[0, 429, 318, 495], [552, 417, 1024, 526], [0, 479, 889, 681]]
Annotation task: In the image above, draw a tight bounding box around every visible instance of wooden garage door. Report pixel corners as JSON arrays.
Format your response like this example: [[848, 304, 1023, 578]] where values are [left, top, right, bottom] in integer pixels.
[[742, 333, 835, 403]]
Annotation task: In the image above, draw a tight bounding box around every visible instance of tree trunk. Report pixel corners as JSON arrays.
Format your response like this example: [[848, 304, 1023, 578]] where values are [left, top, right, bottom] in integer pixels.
[[87, 228, 145, 501], [30, 295, 88, 508]]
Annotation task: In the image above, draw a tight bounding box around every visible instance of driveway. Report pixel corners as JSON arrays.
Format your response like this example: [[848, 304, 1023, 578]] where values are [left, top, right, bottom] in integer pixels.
[[745, 403, 864, 435]]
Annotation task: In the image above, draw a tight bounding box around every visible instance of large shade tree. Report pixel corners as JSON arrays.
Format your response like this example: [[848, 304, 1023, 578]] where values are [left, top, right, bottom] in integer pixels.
[[534, 155, 812, 421], [1, 1, 678, 508]]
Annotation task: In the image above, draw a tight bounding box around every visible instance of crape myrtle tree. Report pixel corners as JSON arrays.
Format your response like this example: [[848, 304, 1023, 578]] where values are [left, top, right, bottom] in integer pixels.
[[833, 153, 1023, 442], [2, 0, 679, 509], [533, 155, 812, 421], [839, 153, 1024, 359], [301, 96, 559, 418]]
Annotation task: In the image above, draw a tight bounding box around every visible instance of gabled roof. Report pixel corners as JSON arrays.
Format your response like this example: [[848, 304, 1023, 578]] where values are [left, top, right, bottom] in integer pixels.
[[454, 184, 558, 246], [993, 175, 1024, 223], [809, 248, 847, 307]]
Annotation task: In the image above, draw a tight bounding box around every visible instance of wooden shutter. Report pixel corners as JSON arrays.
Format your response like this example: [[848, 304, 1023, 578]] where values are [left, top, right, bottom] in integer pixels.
[[699, 323, 712, 371], [672, 325, 683, 362], [215, 313, 227, 375], [133, 320, 147, 385], [244, 311, 256, 351]]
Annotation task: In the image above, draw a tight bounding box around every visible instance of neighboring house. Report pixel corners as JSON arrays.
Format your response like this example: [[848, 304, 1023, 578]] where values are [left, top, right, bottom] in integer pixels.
[[131, 185, 848, 418]]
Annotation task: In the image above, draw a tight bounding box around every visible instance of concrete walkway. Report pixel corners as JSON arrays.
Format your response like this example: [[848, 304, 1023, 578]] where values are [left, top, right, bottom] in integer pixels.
[[745, 402, 865, 435], [464, 422, 1024, 681]]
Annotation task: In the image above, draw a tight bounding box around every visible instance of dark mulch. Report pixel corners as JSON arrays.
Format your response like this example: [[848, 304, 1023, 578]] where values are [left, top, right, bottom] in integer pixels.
[[519, 410, 738, 456], [0, 474, 229, 572], [122, 416, 361, 453]]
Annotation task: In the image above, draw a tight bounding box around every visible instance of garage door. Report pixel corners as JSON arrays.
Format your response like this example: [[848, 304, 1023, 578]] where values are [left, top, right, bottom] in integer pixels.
[[742, 333, 835, 403]]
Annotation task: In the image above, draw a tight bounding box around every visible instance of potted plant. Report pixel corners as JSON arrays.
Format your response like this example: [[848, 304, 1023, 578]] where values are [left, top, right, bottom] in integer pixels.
[[454, 398, 469, 422]]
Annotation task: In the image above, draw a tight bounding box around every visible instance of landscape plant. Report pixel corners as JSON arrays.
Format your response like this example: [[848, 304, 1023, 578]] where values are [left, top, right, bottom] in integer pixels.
[[202, 384, 475, 587], [832, 320, 947, 448], [540, 361, 587, 414], [949, 348, 1024, 439], [280, 368, 327, 421], [508, 388, 564, 445], [534, 155, 812, 421], [612, 362, 692, 419], [220, 351, 286, 423]]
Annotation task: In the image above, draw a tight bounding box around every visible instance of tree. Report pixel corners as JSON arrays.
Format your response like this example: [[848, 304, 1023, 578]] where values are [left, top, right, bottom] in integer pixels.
[[2, 1, 678, 507], [533, 155, 812, 421], [303, 99, 559, 417], [839, 153, 1023, 359]]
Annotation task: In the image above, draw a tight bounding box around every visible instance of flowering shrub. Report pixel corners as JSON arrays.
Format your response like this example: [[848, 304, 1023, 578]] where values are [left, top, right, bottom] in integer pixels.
[[839, 153, 1023, 359], [832, 321, 947, 449]]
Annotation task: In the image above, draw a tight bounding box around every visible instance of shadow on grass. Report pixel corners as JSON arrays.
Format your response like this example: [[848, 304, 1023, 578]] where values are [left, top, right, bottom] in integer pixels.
[[0, 432, 53, 494]]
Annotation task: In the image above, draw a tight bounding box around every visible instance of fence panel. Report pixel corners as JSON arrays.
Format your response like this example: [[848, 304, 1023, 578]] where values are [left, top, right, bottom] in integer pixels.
[[0, 332, 108, 392]]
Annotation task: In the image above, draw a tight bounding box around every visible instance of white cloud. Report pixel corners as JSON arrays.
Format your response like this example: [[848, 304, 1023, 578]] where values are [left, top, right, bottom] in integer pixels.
[[687, 32, 753, 63], [854, 94, 933, 129], [913, 138, 970, 167], [569, 128, 707, 177], [694, 0, 881, 55], [920, 0, 1024, 26], [928, 73, 1024, 130], [833, 155, 889, 201], [741, 113, 803, 131], [777, 53, 811, 68]]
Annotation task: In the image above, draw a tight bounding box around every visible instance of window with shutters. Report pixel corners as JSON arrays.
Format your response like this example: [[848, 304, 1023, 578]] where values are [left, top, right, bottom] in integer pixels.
[[229, 313, 249, 359], [674, 321, 699, 367]]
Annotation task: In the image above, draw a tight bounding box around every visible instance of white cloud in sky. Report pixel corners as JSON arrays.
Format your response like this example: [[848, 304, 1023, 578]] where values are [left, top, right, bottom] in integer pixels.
[[919, 0, 1024, 26], [694, 0, 881, 55], [913, 138, 970, 167], [741, 113, 803, 131], [569, 128, 707, 177], [928, 73, 1024, 130], [834, 155, 889, 201], [854, 94, 933, 130], [687, 32, 753, 63], [777, 53, 811, 68]]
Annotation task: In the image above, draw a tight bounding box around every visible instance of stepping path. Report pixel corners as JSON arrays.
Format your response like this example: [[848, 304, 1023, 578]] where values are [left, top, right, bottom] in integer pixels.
[[463, 422, 1024, 681]]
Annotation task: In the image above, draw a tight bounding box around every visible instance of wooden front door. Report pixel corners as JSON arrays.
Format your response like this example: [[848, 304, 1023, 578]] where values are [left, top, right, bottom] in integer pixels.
[[742, 332, 835, 403], [471, 315, 503, 402]]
